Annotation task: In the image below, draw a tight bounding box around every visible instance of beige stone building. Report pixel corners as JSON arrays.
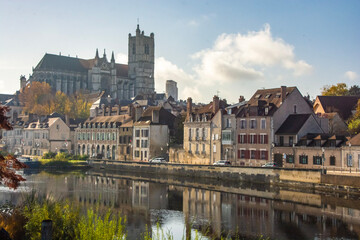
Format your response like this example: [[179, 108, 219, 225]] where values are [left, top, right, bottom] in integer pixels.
[[132, 106, 175, 161], [118, 120, 133, 161], [76, 114, 131, 159], [181, 96, 226, 165], [22, 117, 71, 156], [343, 133, 360, 171]]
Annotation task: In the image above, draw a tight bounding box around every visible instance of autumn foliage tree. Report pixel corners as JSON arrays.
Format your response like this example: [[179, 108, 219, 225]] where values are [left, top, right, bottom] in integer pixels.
[[19, 81, 53, 115], [348, 99, 360, 135], [0, 106, 27, 189], [322, 83, 360, 96], [19, 82, 92, 119]]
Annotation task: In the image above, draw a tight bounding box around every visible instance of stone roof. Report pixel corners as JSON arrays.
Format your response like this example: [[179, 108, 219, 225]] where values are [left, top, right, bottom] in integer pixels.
[[86, 115, 131, 123], [348, 133, 360, 146], [316, 96, 360, 121], [0, 94, 14, 104], [135, 106, 176, 128], [35, 53, 128, 77], [247, 86, 296, 108], [276, 114, 311, 135]]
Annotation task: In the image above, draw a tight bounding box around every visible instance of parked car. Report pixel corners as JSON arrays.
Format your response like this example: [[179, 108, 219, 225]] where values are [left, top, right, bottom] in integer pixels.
[[213, 160, 231, 166], [262, 162, 278, 167], [149, 157, 167, 163]]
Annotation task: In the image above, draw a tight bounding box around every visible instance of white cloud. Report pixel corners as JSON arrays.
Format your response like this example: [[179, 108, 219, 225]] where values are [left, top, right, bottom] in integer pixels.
[[154, 57, 196, 99], [116, 53, 127, 64], [192, 24, 312, 85], [156, 24, 313, 103], [345, 71, 358, 81]]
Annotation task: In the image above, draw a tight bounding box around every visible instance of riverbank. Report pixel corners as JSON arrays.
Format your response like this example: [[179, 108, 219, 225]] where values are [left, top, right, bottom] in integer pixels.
[[89, 160, 360, 194], [25, 159, 91, 170]]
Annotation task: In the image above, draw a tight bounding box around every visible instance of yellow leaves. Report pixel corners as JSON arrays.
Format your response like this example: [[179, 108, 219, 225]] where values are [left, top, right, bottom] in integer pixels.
[[321, 83, 349, 96], [19, 82, 91, 118]]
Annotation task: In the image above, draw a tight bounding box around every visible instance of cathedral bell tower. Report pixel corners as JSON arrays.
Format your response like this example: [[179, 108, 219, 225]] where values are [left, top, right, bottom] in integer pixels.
[[128, 24, 155, 96]]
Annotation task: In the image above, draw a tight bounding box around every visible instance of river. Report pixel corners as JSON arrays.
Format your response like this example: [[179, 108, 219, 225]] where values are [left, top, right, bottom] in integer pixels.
[[1, 169, 360, 240]]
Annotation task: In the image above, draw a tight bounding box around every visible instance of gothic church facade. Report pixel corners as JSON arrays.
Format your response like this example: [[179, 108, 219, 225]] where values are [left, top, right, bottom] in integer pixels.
[[27, 25, 154, 100]]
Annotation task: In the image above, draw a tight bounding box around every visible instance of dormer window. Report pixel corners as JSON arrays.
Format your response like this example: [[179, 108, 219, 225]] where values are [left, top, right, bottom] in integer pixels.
[[265, 94, 271, 99], [265, 107, 269, 115], [276, 93, 281, 98], [254, 94, 261, 99], [202, 114, 207, 122], [196, 115, 200, 122]]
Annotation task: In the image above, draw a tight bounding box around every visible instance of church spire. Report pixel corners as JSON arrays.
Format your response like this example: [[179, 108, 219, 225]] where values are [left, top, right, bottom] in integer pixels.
[[95, 48, 99, 59], [111, 51, 115, 63]]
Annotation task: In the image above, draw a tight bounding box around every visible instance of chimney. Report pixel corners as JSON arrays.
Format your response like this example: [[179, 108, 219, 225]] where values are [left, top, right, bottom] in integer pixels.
[[239, 95, 245, 103], [103, 106, 107, 116], [135, 106, 143, 122], [95, 107, 99, 117], [213, 95, 220, 114], [281, 86, 286, 104], [109, 106, 112, 116], [152, 109, 159, 124], [186, 97, 192, 120]]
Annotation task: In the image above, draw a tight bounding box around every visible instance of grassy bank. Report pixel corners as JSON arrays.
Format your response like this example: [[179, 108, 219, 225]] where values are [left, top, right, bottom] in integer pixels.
[[38, 159, 91, 169]]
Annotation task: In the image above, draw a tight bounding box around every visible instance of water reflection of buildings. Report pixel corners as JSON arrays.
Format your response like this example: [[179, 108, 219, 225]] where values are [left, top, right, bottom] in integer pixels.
[[73, 175, 169, 239], [182, 186, 360, 239], [16, 172, 360, 239]]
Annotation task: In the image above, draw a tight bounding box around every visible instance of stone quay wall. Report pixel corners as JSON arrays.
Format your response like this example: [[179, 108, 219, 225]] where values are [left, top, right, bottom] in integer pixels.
[[89, 160, 322, 188]]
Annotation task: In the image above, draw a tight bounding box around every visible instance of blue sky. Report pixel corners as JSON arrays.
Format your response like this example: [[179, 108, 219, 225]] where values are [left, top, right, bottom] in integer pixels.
[[0, 0, 359, 103]]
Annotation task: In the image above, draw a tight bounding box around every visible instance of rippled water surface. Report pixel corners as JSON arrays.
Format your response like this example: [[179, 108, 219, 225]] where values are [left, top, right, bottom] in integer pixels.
[[2, 169, 360, 240]]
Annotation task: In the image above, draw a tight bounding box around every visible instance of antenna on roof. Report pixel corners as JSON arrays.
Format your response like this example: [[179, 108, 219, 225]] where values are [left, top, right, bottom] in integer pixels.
[[137, 17, 139, 25]]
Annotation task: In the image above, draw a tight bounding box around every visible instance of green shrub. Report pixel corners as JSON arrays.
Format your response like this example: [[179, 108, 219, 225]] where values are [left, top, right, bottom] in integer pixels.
[[54, 152, 71, 161], [43, 152, 57, 159]]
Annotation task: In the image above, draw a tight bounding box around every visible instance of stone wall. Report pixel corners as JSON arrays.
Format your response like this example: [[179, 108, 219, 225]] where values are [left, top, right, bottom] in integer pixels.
[[90, 160, 322, 186]]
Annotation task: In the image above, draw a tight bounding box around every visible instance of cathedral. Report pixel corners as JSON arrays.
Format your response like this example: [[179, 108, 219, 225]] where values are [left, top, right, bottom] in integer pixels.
[[26, 25, 155, 100]]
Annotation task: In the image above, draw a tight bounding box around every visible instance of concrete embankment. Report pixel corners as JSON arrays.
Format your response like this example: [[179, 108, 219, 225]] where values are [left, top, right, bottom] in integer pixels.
[[89, 160, 360, 194]]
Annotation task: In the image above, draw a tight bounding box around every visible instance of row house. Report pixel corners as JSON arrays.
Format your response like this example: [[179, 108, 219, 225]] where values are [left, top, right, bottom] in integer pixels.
[[2, 116, 71, 156], [1, 121, 25, 155], [221, 97, 247, 161], [76, 114, 132, 160], [183, 96, 227, 164], [133, 106, 176, 161], [274, 133, 348, 169], [344, 133, 360, 170], [24, 117, 71, 156], [234, 86, 321, 167]]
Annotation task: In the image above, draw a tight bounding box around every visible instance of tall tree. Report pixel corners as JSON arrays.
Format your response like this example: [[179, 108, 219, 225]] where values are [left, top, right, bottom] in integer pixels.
[[321, 83, 349, 96], [348, 100, 360, 135], [19, 82, 54, 115], [0, 106, 27, 189], [53, 91, 69, 116], [349, 85, 360, 96]]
